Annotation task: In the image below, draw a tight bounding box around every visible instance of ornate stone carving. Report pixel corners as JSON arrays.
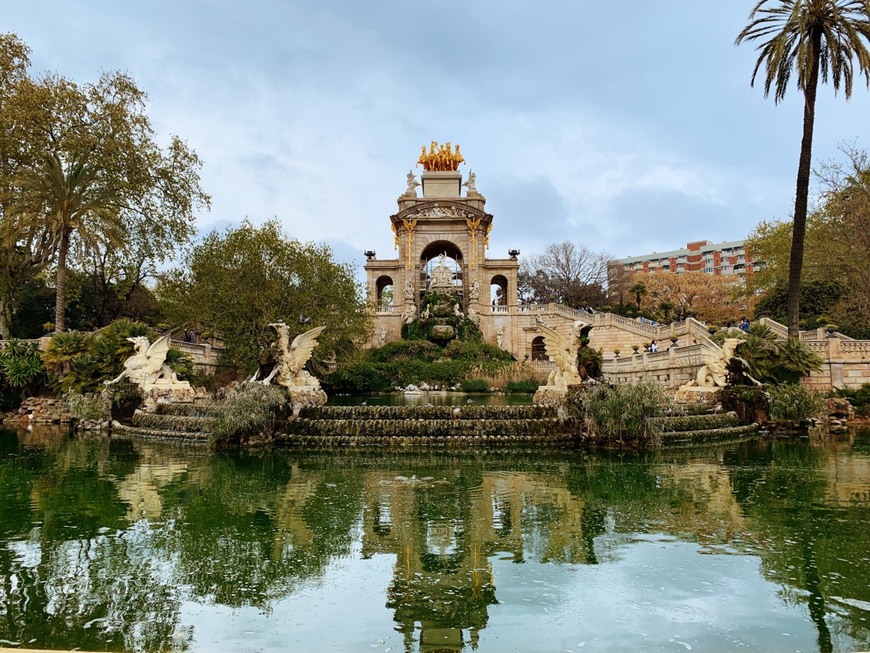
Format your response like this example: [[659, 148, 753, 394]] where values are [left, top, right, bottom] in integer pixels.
[[463, 170, 477, 192], [404, 170, 420, 195], [534, 319, 588, 391], [428, 253, 455, 293], [260, 323, 328, 415], [401, 303, 417, 324], [418, 206, 460, 218], [106, 334, 194, 404], [683, 338, 742, 389], [469, 280, 480, 301]]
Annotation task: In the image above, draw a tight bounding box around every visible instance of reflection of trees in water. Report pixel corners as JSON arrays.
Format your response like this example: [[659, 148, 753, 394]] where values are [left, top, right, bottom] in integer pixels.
[[0, 429, 868, 652], [726, 436, 870, 651], [155, 452, 365, 609], [0, 434, 183, 652]]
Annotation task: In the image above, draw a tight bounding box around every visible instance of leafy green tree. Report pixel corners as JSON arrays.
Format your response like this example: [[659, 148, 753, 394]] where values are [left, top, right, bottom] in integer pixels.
[[0, 33, 45, 339], [159, 220, 371, 376], [745, 146, 870, 336], [0, 33, 209, 335], [736, 0, 870, 338], [12, 152, 123, 333], [753, 278, 847, 328]]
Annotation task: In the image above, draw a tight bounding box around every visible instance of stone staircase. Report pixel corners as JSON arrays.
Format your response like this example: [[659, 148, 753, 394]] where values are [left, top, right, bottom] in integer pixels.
[[111, 402, 218, 443], [648, 410, 758, 445], [276, 404, 574, 447]]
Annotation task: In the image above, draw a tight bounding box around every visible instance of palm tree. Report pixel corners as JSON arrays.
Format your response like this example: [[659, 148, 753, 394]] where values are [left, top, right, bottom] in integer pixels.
[[658, 300, 674, 321], [736, 0, 870, 338], [629, 282, 647, 308], [12, 153, 123, 332]]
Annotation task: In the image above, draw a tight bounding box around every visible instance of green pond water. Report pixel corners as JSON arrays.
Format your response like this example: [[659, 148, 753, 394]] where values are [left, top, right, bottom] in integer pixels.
[[0, 427, 868, 653]]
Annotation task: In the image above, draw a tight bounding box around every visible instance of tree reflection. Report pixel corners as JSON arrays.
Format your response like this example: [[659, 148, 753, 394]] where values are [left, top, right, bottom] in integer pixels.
[[726, 435, 870, 651], [0, 428, 868, 652]]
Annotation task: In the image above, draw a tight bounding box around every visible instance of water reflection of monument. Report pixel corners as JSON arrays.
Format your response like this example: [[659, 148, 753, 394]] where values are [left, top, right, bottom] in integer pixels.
[[360, 471, 592, 652]]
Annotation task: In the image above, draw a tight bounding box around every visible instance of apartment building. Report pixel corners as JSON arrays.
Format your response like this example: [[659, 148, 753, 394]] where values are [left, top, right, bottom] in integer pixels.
[[611, 240, 756, 277]]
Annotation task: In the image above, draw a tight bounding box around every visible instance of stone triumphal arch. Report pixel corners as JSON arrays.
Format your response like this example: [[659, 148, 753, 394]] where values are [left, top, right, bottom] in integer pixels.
[[364, 144, 583, 360]]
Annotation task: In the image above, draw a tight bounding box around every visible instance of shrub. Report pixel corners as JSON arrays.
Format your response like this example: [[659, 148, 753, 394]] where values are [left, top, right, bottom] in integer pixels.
[[62, 391, 110, 423], [505, 379, 539, 393], [581, 381, 672, 444], [0, 340, 47, 409], [322, 362, 392, 394], [460, 379, 489, 393], [579, 347, 603, 380], [731, 326, 822, 385], [768, 383, 825, 422], [832, 384, 870, 417], [41, 331, 90, 379], [443, 339, 512, 362], [211, 383, 287, 443], [771, 338, 823, 384], [367, 340, 441, 363]]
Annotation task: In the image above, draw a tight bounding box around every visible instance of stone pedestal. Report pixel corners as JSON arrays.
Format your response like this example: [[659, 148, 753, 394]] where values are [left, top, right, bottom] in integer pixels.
[[421, 170, 462, 197], [140, 381, 195, 411], [289, 386, 328, 417], [533, 386, 566, 407], [674, 385, 721, 405]]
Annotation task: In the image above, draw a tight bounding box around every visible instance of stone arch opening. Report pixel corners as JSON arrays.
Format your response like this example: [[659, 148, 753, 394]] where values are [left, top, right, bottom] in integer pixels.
[[375, 275, 393, 310], [420, 241, 464, 293], [490, 274, 508, 307], [531, 335, 547, 361]]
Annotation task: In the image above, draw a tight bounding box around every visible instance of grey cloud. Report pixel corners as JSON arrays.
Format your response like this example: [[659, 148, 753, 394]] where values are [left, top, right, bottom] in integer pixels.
[[605, 187, 755, 259]]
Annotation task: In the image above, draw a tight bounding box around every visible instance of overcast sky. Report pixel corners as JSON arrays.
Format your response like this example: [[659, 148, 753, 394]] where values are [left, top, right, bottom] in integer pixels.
[[6, 1, 870, 271]]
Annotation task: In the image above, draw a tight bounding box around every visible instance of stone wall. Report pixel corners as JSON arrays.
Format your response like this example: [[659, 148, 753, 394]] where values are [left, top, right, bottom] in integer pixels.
[[1, 396, 70, 424], [802, 338, 870, 391], [601, 330, 870, 392], [602, 344, 707, 389], [169, 339, 222, 373]]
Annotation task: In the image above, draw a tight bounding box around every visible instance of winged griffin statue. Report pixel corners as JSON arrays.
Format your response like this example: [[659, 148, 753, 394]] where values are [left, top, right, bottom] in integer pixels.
[[252, 322, 326, 387], [535, 319, 588, 391], [251, 322, 328, 415], [107, 334, 179, 387]]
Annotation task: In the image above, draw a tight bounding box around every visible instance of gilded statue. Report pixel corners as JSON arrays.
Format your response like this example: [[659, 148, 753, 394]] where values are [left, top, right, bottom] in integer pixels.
[[416, 141, 466, 171]]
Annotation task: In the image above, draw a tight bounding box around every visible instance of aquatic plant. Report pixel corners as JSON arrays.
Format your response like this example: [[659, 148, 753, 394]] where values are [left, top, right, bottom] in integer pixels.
[[210, 383, 287, 443], [62, 390, 110, 424], [768, 383, 825, 422], [580, 381, 672, 444]]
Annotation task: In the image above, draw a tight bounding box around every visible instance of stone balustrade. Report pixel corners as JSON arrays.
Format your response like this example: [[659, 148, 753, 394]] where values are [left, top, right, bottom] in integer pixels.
[[802, 336, 870, 391], [169, 340, 221, 371], [603, 344, 706, 388]]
